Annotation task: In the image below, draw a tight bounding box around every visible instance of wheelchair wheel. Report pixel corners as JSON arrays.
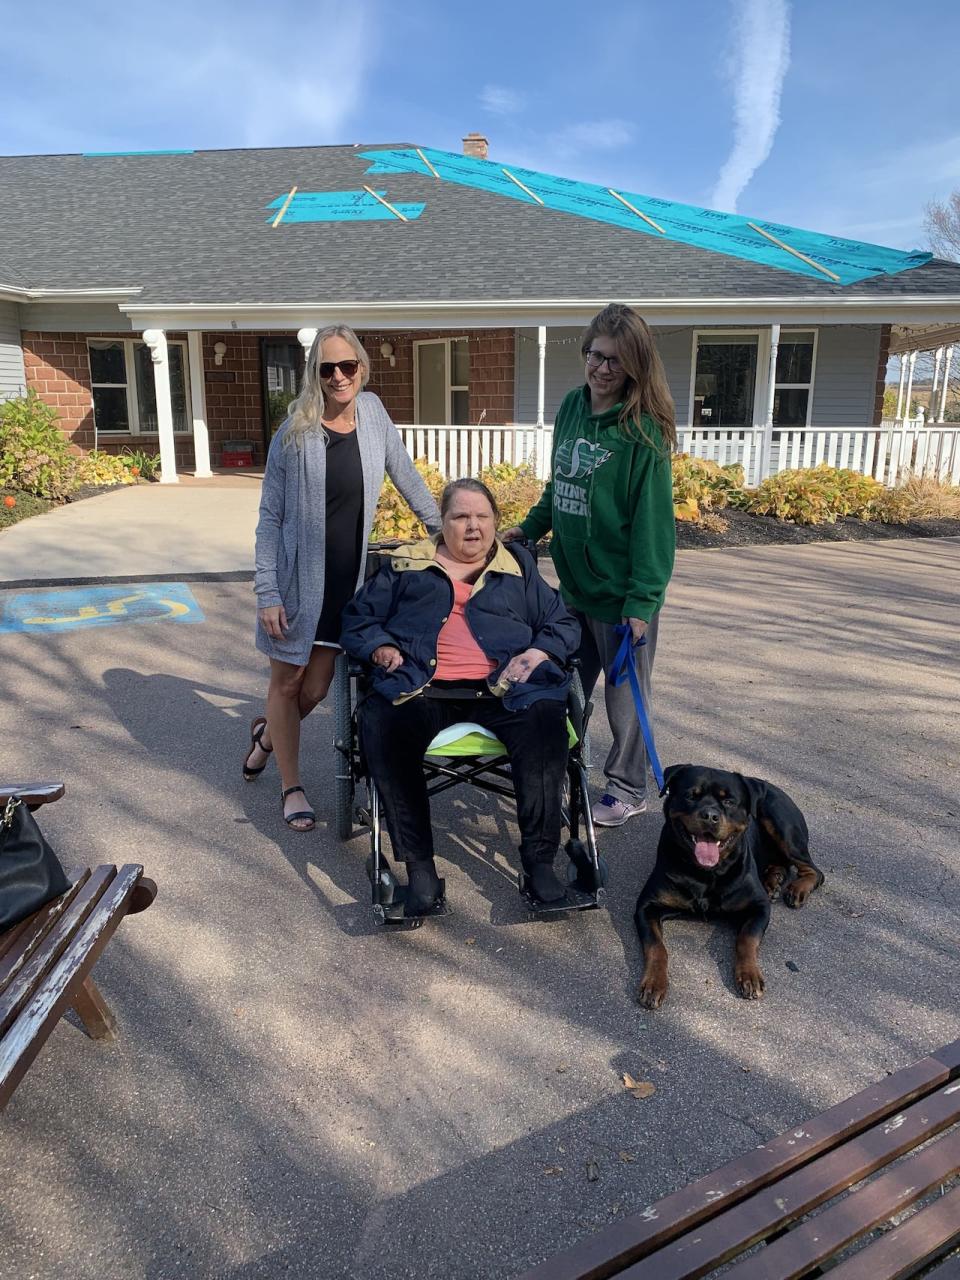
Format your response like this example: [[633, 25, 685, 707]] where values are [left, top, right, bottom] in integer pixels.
[[333, 654, 355, 840]]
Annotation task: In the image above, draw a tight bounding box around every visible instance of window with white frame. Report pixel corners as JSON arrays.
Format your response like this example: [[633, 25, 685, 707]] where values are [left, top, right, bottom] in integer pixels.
[[414, 337, 470, 424], [88, 338, 190, 434], [773, 330, 817, 427]]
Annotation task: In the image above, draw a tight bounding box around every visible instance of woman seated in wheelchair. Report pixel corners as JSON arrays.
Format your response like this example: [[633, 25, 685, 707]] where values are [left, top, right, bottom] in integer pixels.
[[340, 477, 581, 916]]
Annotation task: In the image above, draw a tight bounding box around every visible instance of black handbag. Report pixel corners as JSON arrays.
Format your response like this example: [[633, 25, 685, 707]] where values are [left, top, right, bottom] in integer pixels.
[[0, 794, 71, 931]]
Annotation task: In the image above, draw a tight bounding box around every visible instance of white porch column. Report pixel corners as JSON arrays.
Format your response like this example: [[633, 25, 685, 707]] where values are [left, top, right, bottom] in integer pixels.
[[937, 345, 954, 421], [904, 349, 917, 422], [297, 327, 318, 365], [142, 328, 178, 484], [895, 353, 907, 420], [931, 346, 944, 407], [758, 322, 780, 480], [187, 331, 213, 477], [535, 325, 548, 480]]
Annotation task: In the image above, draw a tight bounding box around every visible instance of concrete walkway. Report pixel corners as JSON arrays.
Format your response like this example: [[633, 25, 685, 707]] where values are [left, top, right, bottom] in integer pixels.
[[1, 488, 958, 1279], [0, 474, 263, 584]]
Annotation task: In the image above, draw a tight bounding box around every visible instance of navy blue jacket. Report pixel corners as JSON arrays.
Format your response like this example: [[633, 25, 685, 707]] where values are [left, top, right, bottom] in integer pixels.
[[339, 537, 581, 710]]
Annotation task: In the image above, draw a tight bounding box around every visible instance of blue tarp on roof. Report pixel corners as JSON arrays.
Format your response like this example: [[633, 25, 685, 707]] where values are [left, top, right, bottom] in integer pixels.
[[265, 189, 424, 223], [359, 147, 931, 286]]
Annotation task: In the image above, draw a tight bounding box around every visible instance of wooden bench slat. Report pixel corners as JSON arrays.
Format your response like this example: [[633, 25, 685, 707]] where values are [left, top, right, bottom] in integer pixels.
[[0, 783, 65, 809], [516, 1056, 951, 1280], [824, 1183, 960, 1280], [618, 1080, 960, 1280], [0, 864, 144, 1110], [0, 870, 91, 990], [720, 1125, 960, 1280], [0, 867, 116, 1036]]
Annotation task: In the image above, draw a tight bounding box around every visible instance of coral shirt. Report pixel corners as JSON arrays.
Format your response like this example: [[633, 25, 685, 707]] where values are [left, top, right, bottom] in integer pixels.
[[434, 577, 497, 681]]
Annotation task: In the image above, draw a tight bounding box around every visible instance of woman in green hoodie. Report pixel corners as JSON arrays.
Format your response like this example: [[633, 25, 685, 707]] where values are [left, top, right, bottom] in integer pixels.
[[505, 304, 677, 827]]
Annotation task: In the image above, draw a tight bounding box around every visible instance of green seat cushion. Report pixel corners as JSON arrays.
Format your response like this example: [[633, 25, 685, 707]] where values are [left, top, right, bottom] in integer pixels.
[[424, 719, 578, 759]]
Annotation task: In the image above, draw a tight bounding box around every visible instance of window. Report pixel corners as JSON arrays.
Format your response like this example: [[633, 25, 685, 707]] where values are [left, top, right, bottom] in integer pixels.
[[773, 331, 816, 427], [414, 337, 470, 424], [692, 334, 759, 429], [88, 338, 190, 435]]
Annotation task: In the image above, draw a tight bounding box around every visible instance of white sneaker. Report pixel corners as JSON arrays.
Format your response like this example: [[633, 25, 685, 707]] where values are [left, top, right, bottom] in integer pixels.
[[592, 793, 647, 827]]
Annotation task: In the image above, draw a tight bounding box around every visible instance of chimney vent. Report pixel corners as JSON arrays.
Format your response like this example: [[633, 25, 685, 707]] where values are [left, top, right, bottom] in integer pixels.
[[462, 132, 489, 160]]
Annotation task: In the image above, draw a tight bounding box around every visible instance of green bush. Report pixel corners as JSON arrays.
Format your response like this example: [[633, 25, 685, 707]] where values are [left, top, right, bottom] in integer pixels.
[[746, 464, 885, 525], [0, 391, 76, 499], [120, 447, 162, 481]]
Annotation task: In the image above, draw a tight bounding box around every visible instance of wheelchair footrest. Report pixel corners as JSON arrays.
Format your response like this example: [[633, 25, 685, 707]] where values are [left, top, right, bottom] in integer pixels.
[[367, 855, 448, 926], [518, 873, 605, 916]]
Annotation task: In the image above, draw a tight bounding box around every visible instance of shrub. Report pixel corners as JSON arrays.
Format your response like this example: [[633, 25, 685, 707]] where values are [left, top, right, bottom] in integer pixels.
[[671, 454, 746, 523], [746, 464, 885, 525], [0, 391, 76, 499], [873, 473, 960, 523], [372, 458, 445, 542], [73, 451, 137, 488], [478, 462, 544, 530], [120, 447, 162, 481]]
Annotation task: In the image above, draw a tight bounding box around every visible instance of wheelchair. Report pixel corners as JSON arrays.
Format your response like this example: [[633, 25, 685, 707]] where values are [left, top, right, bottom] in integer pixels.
[[332, 652, 608, 929]]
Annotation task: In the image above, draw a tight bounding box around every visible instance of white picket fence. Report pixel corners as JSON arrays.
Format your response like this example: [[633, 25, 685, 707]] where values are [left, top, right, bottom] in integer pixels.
[[400, 420, 960, 487]]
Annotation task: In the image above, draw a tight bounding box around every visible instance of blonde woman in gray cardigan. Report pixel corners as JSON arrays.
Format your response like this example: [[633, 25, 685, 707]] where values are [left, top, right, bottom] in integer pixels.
[[245, 325, 440, 830]]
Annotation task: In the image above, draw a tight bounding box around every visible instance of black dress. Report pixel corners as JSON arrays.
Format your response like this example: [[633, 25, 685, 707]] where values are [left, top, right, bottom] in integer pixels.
[[314, 428, 364, 646]]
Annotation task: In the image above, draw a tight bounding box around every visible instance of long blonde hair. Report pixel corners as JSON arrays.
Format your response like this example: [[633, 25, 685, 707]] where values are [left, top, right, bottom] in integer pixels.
[[581, 304, 677, 452], [284, 325, 371, 445]]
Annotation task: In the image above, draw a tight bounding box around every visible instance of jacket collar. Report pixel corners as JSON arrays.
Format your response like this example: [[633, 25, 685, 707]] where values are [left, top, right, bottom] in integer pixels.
[[390, 535, 521, 579]]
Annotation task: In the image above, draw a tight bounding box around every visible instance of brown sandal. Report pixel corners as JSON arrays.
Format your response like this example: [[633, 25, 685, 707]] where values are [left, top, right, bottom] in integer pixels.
[[243, 716, 272, 780]]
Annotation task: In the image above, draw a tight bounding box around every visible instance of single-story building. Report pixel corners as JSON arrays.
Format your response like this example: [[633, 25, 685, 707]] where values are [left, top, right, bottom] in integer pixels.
[[2, 133, 959, 483]]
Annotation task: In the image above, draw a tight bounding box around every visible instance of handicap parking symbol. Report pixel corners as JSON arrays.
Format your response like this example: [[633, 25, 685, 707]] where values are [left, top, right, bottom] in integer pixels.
[[0, 582, 205, 633]]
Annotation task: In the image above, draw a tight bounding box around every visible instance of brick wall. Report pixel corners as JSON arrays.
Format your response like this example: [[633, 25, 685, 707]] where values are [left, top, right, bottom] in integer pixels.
[[359, 328, 515, 424], [202, 333, 266, 466], [873, 323, 891, 426], [22, 327, 518, 469]]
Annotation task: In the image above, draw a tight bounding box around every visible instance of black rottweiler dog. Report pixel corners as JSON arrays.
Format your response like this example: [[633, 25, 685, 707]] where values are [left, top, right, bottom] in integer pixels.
[[634, 764, 824, 1008]]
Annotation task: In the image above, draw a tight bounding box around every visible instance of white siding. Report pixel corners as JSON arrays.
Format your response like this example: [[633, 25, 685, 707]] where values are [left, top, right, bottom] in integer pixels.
[[514, 324, 693, 423], [515, 323, 883, 430], [0, 301, 26, 400]]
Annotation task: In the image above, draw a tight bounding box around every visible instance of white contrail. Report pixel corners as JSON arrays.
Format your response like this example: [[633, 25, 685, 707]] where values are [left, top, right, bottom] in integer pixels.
[[711, 0, 791, 213]]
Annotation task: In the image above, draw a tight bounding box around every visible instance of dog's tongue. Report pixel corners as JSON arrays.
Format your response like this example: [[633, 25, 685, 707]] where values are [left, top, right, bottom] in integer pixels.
[[694, 838, 721, 868]]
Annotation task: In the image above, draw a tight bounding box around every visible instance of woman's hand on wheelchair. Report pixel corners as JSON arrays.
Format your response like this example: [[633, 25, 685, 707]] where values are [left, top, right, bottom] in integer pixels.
[[502, 647, 549, 684], [501, 526, 524, 542], [372, 644, 404, 672]]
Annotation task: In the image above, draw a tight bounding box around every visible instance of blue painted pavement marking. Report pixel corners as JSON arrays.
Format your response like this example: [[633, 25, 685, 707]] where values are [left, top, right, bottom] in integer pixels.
[[0, 583, 205, 634]]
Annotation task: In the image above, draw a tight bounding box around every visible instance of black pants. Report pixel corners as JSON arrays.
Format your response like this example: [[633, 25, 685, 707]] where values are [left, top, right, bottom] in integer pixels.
[[359, 691, 568, 867]]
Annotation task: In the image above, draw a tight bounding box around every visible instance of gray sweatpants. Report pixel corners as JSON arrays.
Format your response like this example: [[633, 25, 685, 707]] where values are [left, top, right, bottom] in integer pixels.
[[573, 611, 660, 807]]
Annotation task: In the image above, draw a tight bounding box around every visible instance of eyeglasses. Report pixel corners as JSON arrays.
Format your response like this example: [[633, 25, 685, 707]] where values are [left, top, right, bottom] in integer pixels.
[[585, 349, 623, 373], [318, 359, 360, 380]]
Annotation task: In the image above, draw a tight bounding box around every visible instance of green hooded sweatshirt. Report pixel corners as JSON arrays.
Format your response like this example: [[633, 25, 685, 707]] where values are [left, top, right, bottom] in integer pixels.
[[519, 386, 675, 624]]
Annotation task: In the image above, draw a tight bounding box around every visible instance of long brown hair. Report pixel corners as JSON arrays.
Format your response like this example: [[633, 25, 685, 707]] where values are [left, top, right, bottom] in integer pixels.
[[581, 304, 677, 452]]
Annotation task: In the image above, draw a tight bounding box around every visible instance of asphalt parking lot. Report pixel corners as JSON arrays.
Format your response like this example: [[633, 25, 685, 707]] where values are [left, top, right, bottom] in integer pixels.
[[1, 515, 958, 1279]]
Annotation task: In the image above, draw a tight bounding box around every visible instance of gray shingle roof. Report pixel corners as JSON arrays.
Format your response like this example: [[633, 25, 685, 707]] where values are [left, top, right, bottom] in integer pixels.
[[2, 144, 959, 305]]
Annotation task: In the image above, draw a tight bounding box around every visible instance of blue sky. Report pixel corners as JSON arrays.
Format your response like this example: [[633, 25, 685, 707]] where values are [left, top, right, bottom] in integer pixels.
[[2, 0, 958, 252]]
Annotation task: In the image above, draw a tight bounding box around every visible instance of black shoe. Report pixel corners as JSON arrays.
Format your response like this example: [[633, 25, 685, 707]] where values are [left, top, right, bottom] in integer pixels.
[[405, 859, 443, 915], [525, 863, 567, 904]]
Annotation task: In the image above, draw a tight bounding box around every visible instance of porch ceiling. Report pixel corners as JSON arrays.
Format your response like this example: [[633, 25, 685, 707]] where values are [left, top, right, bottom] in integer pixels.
[[889, 322, 960, 354]]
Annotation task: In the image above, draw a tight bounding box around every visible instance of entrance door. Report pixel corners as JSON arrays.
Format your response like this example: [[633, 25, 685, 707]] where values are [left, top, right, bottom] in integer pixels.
[[261, 340, 304, 449]]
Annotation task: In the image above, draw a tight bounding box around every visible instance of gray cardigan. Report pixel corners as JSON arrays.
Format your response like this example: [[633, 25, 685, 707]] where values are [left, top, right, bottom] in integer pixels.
[[254, 391, 441, 665]]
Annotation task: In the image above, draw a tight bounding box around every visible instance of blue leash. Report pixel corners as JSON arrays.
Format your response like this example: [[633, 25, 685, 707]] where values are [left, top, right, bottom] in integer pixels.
[[607, 623, 666, 797]]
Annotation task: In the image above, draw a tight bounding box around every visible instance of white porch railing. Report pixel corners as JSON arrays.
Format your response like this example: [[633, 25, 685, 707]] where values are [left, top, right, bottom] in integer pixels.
[[400, 421, 960, 488]]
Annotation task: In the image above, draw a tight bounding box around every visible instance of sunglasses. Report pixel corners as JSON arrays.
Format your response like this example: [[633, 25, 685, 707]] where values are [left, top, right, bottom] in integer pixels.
[[318, 359, 360, 380]]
